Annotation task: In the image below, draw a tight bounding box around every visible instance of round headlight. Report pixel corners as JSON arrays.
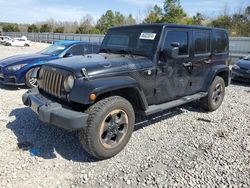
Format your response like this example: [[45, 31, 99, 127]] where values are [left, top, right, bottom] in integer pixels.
[[64, 75, 75, 92]]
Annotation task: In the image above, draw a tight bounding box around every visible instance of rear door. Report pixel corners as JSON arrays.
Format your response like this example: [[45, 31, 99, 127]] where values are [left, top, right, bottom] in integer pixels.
[[187, 29, 211, 94]]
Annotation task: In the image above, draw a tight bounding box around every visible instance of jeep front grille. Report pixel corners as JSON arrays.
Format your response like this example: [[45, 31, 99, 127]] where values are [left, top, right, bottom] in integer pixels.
[[39, 69, 65, 99]]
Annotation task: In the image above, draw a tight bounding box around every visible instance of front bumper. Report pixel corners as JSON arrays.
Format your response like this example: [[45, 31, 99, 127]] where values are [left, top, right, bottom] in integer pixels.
[[231, 69, 250, 82], [22, 88, 89, 131], [0, 73, 25, 86]]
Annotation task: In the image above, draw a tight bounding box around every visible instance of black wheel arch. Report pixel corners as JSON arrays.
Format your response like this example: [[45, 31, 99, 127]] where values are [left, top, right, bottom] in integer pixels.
[[96, 87, 148, 111], [69, 76, 149, 111], [202, 65, 230, 91]]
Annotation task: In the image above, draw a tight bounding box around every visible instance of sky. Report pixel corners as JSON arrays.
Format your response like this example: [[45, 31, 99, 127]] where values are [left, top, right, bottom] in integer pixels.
[[0, 0, 249, 24]]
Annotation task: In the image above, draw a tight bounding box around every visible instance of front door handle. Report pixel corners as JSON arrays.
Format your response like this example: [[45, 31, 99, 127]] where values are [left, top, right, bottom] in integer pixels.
[[183, 62, 193, 67]]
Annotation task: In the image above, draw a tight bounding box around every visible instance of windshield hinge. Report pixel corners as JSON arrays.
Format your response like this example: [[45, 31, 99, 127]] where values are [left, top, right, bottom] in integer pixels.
[[81, 68, 89, 80]]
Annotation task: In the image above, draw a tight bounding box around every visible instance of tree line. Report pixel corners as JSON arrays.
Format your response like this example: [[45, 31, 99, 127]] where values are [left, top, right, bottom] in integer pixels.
[[0, 0, 249, 36]]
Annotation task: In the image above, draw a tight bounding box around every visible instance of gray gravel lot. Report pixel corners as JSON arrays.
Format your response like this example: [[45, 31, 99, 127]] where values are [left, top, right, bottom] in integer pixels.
[[0, 44, 249, 188]]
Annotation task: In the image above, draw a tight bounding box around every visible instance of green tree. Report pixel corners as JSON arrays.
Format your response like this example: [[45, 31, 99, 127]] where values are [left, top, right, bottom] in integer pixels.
[[144, 5, 163, 23], [54, 27, 64, 33], [192, 12, 205, 25], [96, 10, 129, 33], [3, 24, 20, 32], [114, 12, 125, 25], [75, 26, 88, 34], [96, 10, 115, 34], [211, 16, 232, 29], [144, 1, 187, 24], [40, 24, 52, 33], [124, 14, 136, 25], [89, 28, 101, 34], [28, 24, 39, 32], [162, 0, 187, 23], [76, 15, 95, 34]]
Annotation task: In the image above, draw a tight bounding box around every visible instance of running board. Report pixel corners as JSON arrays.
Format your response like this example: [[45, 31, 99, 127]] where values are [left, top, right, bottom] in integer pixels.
[[144, 92, 208, 116]]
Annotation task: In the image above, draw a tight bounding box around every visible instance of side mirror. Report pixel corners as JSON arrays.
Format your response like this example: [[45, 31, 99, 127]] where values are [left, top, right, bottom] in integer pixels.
[[160, 42, 180, 61], [239, 56, 244, 59], [63, 52, 73, 58], [161, 47, 179, 60]]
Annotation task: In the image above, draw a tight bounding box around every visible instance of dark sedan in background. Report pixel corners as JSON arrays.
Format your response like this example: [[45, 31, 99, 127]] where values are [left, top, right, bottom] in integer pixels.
[[231, 54, 250, 82], [0, 41, 100, 87]]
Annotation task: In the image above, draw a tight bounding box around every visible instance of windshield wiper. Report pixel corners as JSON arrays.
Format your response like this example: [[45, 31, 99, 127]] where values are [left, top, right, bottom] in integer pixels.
[[100, 48, 111, 54], [116, 49, 134, 58]]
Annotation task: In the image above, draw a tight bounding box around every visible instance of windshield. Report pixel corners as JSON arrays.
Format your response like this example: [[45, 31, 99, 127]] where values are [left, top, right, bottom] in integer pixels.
[[40, 45, 66, 56], [100, 26, 162, 57], [243, 54, 250, 61]]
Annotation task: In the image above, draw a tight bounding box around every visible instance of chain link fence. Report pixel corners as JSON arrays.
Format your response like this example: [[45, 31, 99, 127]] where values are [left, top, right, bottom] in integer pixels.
[[3, 32, 105, 44]]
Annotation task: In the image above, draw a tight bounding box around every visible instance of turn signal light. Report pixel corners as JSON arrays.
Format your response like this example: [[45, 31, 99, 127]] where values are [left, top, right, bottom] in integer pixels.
[[89, 94, 97, 101]]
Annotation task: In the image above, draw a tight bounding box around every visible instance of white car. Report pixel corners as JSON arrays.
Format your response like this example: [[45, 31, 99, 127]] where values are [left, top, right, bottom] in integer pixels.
[[0, 36, 12, 44], [5, 36, 31, 47]]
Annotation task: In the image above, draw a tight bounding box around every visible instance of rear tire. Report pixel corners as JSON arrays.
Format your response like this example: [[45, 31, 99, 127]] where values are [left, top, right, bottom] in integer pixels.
[[79, 96, 135, 160], [200, 76, 225, 111]]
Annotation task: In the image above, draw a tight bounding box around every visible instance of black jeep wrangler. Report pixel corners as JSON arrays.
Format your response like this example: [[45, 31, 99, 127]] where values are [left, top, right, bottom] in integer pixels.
[[23, 24, 229, 159]]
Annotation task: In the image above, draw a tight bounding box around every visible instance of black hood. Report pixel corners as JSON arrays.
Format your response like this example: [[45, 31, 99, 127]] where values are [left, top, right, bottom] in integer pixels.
[[0, 54, 51, 67], [237, 59, 250, 69], [46, 53, 152, 78]]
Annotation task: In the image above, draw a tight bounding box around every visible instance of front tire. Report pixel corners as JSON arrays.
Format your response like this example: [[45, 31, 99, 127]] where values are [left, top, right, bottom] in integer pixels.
[[79, 96, 135, 160], [200, 76, 225, 111], [25, 68, 38, 88]]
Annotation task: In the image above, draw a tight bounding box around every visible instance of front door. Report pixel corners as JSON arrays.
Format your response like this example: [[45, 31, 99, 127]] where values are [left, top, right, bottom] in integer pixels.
[[155, 28, 193, 104]]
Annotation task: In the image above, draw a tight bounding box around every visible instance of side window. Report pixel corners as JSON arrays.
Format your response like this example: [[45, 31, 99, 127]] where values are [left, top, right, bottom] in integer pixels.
[[92, 44, 100, 53], [83, 44, 92, 54], [164, 31, 189, 56], [106, 35, 129, 48], [67, 44, 84, 56], [214, 31, 228, 54], [194, 30, 210, 54]]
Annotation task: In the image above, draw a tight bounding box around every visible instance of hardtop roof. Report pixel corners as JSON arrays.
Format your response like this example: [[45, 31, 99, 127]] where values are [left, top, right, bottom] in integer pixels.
[[111, 23, 228, 32]]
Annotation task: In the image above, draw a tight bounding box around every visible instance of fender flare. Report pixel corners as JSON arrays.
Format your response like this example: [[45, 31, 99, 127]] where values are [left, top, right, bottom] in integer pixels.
[[202, 65, 230, 91], [69, 76, 149, 110]]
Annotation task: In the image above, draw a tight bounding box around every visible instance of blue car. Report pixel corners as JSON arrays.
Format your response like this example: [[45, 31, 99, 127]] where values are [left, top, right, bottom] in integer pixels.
[[231, 54, 250, 82], [0, 41, 100, 87]]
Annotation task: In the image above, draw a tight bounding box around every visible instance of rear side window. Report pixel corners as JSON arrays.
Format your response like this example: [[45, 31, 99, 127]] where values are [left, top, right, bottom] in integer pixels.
[[92, 44, 100, 53], [164, 31, 189, 56], [194, 30, 210, 54], [83, 44, 100, 54], [214, 31, 228, 53]]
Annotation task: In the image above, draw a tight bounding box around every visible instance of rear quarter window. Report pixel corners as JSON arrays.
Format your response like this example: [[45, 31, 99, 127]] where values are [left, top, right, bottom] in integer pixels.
[[213, 31, 228, 54], [193, 30, 211, 54]]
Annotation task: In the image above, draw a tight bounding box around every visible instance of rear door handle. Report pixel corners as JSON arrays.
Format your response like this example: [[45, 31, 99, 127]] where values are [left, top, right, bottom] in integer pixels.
[[183, 62, 193, 67]]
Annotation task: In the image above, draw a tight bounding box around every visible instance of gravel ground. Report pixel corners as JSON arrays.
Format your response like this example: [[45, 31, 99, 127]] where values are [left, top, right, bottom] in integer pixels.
[[0, 44, 249, 188]]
